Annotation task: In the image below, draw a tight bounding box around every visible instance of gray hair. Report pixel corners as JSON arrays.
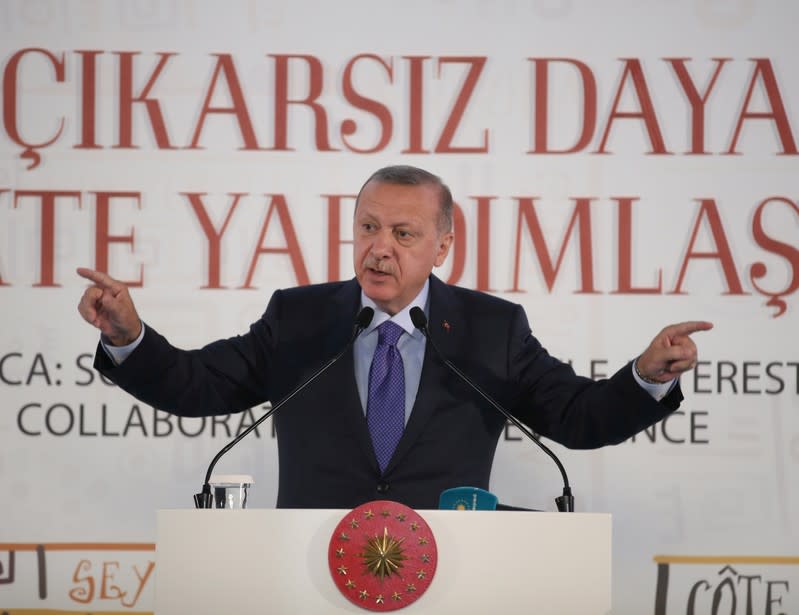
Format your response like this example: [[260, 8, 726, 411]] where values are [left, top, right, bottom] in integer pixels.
[[355, 165, 453, 233]]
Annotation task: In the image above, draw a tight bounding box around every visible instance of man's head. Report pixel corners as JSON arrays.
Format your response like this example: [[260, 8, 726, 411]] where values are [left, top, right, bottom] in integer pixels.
[[353, 165, 454, 315]]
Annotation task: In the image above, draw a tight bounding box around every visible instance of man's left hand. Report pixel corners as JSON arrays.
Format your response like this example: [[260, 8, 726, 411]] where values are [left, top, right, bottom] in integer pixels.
[[636, 321, 714, 383]]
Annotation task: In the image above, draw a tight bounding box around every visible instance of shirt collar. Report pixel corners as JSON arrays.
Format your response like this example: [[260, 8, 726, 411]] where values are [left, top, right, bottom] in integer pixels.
[[360, 279, 429, 339]]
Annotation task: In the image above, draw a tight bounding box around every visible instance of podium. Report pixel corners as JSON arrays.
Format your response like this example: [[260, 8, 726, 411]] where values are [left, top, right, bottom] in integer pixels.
[[156, 509, 611, 614]]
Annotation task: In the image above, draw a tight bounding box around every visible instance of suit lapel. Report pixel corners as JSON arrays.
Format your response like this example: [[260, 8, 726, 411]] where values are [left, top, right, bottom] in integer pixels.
[[328, 279, 381, 473], [319, 279, 362, 357], [383, 276, 463, 474]]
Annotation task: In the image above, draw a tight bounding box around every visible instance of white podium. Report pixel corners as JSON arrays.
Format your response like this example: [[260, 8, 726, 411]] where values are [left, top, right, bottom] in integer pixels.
[[156, 509, 611, 614]]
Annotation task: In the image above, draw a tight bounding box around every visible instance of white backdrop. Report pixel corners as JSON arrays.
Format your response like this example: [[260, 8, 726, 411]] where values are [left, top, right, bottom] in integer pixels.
[[1, 1, 797, 613]]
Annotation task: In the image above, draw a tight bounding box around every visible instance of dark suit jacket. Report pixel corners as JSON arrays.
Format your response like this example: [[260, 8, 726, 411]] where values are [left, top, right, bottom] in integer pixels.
[[95, 275, 681, 509]]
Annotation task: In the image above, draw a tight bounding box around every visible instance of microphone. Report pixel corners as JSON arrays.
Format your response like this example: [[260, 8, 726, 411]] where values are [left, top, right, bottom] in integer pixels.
[[409, 306, 574, 512], [194, 306, 375, 508]]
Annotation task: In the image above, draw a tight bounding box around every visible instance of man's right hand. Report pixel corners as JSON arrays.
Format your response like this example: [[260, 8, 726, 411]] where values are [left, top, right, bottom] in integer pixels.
[[77, 268, 142, 346]]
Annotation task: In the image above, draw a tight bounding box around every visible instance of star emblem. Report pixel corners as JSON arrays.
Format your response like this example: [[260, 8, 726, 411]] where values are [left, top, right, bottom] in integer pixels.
[[329, 500, 437, 611]]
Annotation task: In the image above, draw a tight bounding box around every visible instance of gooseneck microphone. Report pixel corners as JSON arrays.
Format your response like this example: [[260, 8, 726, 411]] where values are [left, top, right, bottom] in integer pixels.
[[409, 306, 575, 512], [194, 306, 375, 508]]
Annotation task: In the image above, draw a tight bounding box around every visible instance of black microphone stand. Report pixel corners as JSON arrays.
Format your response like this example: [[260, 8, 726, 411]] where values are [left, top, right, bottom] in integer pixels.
[[410, 307, 574, 512], [193, 307, 374, 508]]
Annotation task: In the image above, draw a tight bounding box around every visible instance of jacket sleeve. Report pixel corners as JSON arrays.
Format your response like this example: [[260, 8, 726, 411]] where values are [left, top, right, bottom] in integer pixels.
[[93, 290, 284, 417], [507, 305, 683, 449]]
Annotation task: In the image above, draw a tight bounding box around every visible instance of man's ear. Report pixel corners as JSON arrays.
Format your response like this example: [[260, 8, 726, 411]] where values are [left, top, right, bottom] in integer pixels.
[[434, 232, 454, 267]]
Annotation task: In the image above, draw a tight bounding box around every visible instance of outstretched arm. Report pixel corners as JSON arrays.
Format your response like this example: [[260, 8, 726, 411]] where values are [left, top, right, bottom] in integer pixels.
[[78, 266, 279, 416]]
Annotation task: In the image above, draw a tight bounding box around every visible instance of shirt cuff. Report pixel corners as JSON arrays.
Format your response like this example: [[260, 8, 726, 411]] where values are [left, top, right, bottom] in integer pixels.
[[101, 324, 145, 366], [631, 362, 676, 401]]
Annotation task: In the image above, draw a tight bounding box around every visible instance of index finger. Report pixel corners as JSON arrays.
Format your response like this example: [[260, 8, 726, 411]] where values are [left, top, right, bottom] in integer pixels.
[[76, 267, 125, 294], [664, 321, 714, 337]]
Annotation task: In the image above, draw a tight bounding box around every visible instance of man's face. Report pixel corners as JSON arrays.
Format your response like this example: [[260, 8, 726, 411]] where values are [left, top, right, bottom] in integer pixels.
[[353, 180, 453, 315]]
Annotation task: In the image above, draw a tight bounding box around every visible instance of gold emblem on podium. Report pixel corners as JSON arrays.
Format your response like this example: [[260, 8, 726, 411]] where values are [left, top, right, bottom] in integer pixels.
[[328, 500, 437, 611]]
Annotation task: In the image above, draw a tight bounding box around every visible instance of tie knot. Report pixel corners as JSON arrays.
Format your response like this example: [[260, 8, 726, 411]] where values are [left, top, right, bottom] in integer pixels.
[[378, 320, 404, 347]]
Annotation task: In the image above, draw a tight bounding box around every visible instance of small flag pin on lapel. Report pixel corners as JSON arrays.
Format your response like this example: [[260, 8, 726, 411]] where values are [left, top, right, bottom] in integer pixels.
[[442, 320, 451, 332]]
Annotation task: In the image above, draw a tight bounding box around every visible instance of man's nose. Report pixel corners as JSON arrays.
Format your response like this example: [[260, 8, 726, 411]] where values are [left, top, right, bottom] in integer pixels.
[[370, 230, 393, 256]]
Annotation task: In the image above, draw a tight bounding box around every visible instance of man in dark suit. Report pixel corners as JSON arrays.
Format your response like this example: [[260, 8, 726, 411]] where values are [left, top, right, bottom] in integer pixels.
[[78, 165, 711, 509]]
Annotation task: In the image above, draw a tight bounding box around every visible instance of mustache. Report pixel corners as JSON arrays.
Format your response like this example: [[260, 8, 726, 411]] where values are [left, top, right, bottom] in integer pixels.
[[362, 256, 396, 275]]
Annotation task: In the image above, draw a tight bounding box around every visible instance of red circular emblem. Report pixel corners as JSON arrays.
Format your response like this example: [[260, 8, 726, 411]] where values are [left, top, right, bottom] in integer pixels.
[[328, 500, 437, 611]]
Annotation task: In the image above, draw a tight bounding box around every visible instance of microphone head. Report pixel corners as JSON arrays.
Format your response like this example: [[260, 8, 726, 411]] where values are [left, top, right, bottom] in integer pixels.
[[409, 306, 428, 330], [355, 306, 375, 329]]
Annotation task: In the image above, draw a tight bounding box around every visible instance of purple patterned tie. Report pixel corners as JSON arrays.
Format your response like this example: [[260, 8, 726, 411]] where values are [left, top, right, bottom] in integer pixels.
[[367, 321, 406, 473]]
